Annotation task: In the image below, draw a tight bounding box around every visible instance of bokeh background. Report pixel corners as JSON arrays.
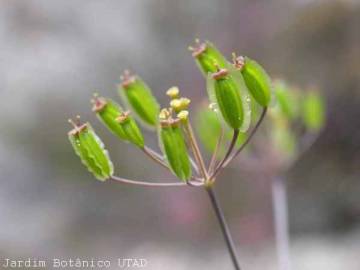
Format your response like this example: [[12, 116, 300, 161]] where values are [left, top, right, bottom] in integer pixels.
[[0, 0, 359, 269]]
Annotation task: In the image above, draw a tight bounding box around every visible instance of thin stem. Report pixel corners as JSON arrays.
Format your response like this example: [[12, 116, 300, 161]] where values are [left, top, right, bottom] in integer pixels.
[[144, 145, 200, 175], [272, 176, 291, 270], [210, 129, 239, 180], [142, 146, 170, 171], [143, 145, 163, 160], [223, 107, 267, 170], [184, 119, 208, 179], [206, 186, 241, 270], [111, 175, 202, 187], [189, 157, 201, 175], [208, 127, 224, 174]]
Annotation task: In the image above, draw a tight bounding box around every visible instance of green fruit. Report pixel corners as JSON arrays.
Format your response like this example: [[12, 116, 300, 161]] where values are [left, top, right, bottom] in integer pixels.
[[119, 71, 160, 127], [68, 121, 113, 181], [159, 119, 191, 181], [207, 68, 251, 131], [191, 40, 228, 76], [117, 111, 145, 148], [92, 96, 128, 141], [238, 56, 272, 107]]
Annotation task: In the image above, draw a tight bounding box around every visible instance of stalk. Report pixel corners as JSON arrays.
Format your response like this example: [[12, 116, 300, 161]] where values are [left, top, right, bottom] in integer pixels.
[[183, 119, 208, 179], [210, 107, 267, 180], [223, 107, 267, 168], [210, 129, 239, 178], [111, 176, 188, 187], [142, 146, 170, 170], [183, 118, 242, 270], [206, 186, 242, 270], [271, 176, 291, 270]]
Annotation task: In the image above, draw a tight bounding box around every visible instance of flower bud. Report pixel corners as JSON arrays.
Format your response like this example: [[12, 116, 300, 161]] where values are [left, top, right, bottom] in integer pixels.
[[159, 117, 192, 181], [177, 110, 189, 122], [166, 86, 180, 99], [170, 97, 191, 113], [159, 108, 172, 120], [206, 67, 251, 131], [302, 90, 325, 131], [92, 95, 128, 141], [68, 117, 113, 181], [189, 40, 228, 76], [233, 55, 272, 107], [118, 70, 160, 127], [116, 111, 145, 148]]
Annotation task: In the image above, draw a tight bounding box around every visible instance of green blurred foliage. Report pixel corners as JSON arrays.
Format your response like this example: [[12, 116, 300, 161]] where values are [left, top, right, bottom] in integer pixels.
[[274, 80, 300, 120], [302, 90, 326, 132]]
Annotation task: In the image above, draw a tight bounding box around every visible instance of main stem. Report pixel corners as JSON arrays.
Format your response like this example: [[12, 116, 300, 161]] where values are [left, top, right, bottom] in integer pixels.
[[184, 118, 241, 269], [271, 176, 291, 270], [206, 186, 241, 270]]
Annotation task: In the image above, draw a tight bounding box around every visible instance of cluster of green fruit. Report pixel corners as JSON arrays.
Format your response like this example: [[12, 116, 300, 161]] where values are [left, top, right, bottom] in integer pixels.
[[67, 40, 325, 183]]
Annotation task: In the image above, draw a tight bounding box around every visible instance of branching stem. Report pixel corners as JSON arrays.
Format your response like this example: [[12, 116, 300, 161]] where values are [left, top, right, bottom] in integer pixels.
[[129, 108, 267, 270], [224, 107, 267, 168], [210, 129, 239, 180], [183, 119, 208, 180], [142, 146, 199, 176], [210, 107, 267, 181], [142, 146, 169, 171], [111, 175, 202, 187], [208, 127, 224, 173]]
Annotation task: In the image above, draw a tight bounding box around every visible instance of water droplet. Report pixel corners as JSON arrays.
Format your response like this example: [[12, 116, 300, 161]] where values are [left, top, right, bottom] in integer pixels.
[[209, 102, 219, 113]]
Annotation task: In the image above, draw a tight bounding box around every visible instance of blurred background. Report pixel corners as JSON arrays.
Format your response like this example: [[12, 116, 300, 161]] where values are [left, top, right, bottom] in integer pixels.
[[0, 0, 359, 269]]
